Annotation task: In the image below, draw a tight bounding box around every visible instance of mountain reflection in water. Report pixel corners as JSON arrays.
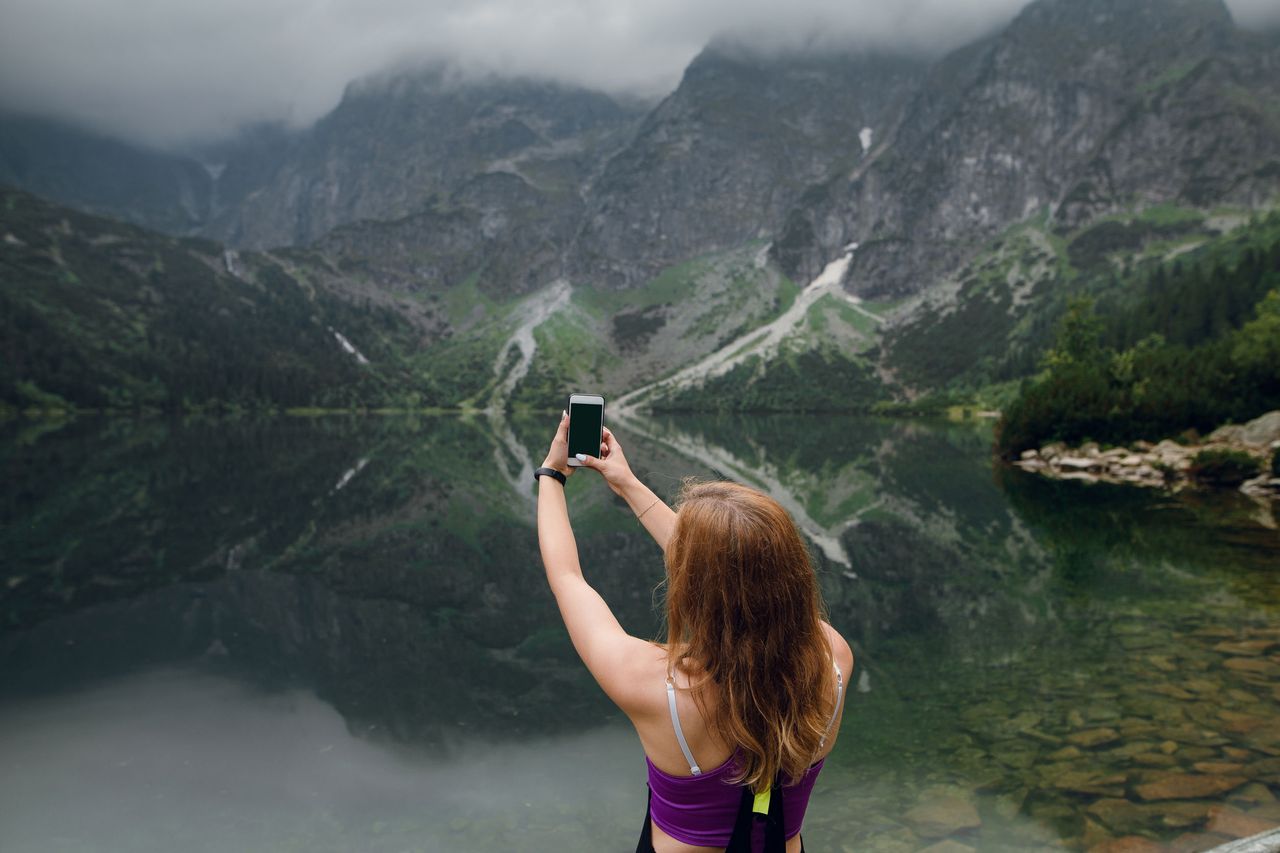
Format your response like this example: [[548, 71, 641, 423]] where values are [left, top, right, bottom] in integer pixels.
[[1, 414, 1277, 852]]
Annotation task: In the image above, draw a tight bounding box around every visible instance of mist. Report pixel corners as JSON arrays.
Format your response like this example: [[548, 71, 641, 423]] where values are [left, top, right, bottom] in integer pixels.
[[0, 668, 644, 852], [0, 0, 1277, 150]]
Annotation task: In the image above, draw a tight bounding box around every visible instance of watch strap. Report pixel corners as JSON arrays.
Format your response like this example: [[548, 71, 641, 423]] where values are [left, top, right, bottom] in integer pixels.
[[534, 466, 567, 486]]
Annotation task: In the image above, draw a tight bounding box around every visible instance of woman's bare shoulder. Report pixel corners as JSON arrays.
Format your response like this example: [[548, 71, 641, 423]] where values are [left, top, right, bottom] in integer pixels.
[[612, 639, 673, 717], [820, 620, 855, 674]]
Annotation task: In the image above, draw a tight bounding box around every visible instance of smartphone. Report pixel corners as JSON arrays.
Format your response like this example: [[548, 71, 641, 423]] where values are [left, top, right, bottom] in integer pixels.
[[566, 393, 605, 467]]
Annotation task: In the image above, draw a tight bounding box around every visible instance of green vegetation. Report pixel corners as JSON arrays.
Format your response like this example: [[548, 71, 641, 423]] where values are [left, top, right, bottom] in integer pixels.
[[0, 189, 460, 412], [890, 206, 1280, 419], [654, 345, 888, 413], [996, 266, 1280, 456], [507, 309, 620, 410], [1188, 448, 1262, 486]]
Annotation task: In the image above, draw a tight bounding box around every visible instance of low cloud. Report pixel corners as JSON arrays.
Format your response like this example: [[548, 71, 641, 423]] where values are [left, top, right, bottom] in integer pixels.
[[0, 0, 1275, 150]]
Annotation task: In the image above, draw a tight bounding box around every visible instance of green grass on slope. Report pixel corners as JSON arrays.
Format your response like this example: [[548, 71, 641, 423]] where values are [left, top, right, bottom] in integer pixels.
[[995, 218, 1280, 455], [883, 204, 1275, 399]]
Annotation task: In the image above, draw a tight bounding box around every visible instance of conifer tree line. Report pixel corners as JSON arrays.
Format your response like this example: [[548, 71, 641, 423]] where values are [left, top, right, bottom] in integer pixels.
[[997, 214, 1280, 456]]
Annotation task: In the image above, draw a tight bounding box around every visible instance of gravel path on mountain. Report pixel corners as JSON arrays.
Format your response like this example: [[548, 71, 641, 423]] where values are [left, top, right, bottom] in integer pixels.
[[615, 253, 854, 412], [488, 279, 571, 411]]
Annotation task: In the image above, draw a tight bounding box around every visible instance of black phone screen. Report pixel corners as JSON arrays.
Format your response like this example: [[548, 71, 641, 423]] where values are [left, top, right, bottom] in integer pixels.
[[567, 402, 604, 459]]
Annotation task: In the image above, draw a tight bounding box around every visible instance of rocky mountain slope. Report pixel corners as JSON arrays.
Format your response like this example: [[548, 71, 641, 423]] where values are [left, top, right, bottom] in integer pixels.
[[569, 43, 926, 288], [0, 113, 214, 234], [775, 0, 1280, 296], [201, 70, 647, 250]]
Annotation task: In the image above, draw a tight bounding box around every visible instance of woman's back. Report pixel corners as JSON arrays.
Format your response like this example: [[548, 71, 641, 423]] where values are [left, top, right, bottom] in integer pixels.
[[624, 623, 854, 853]]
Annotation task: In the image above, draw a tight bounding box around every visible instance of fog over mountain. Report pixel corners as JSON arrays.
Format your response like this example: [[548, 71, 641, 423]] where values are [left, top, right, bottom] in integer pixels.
[[3, 0, 1277, 149]]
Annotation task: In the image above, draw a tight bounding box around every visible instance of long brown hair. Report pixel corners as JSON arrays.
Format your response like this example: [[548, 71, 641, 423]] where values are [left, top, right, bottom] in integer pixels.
[[664, 480, 834, 792]]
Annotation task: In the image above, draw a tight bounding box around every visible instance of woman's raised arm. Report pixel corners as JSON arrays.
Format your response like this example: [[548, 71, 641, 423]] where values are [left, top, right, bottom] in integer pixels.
[[536, 414, 661, 712]]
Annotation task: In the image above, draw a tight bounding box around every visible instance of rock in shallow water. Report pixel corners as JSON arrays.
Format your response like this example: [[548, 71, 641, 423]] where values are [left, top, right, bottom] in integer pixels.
[[1134, 773, 1248, 801], [916, 841, 977, 853], [1088, 836, 1167, 853], [902, 797, 982, 838], [1069, 728, 1122, 748], [1204, 804, 1280, 839], [1087, 798, 1212, 834]]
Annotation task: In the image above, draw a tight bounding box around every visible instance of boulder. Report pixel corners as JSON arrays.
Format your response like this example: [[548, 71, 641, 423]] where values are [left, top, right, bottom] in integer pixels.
[[1087, 799, 1148, 834], [1052, 770, 1128, 797], [1209, 424, 1247, 444], [1193, 761, 1247, 775], [1088, 837, 1166, 853], [1230, 783, 1277, 805], [917, 841, 976, 853], [1225, 658, 1280, 677], [1214, 640, 1276, 656], [1059, 456, 1104, 471], [903, 797, 982, 838], [1134, 773, 1247, 801], [1204, 805, 1280, 838], [1087, 798, 1211, 834], [1240, 411, 1280, 447], [1068, 728, 1122, 748], [1169, 831, 1228, 852]]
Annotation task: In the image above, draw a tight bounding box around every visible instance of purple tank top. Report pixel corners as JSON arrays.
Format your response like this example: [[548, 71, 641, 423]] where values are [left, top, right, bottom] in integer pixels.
[[644, 754, 826, 846], [647, 660, 843, 847]]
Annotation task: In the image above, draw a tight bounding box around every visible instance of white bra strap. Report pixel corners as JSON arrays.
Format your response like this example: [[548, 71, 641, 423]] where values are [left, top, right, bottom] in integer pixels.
[[819, 661, 844, 749], [666, 674, 702, 775]]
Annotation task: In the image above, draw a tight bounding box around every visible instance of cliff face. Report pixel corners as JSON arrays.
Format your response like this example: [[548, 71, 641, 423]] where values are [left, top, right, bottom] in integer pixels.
[[203, 70, 646, 251], [0, 114, 214, 234], [776, 0, 1280, 296], [567, 44, 926, 288]]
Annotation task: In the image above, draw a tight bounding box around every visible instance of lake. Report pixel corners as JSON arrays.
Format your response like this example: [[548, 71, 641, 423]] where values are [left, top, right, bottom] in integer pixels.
[[2, 413, 1277, 852]]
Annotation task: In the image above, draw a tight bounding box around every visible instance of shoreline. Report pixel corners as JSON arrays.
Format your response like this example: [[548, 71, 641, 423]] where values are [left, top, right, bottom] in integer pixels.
[[1011, 412, 1280, 502]]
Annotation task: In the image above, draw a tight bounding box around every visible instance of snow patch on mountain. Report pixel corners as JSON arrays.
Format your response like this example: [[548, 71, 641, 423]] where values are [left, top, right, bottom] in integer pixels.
[[330, 329, 370, 365]]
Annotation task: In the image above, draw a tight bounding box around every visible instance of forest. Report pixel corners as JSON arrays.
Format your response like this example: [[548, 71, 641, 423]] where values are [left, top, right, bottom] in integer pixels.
[[996, 214, 1280, 456]]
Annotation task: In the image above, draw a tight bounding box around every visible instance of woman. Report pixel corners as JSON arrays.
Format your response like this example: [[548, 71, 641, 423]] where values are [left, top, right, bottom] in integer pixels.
[[536, 413, 853, 853]]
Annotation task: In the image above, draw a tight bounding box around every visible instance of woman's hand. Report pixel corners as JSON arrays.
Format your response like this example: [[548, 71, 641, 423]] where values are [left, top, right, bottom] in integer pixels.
[[541, 411, 575, 477], [573, 426, 638, 496]]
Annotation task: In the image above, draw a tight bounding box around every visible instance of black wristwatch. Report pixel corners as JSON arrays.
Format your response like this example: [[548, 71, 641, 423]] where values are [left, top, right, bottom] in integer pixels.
[[534, 467, 567, 486]]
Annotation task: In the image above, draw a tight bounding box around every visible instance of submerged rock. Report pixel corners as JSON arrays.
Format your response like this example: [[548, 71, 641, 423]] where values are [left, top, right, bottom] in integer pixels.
[[1134, 773, 1248, 801], [903, 797, 982, 838], [1088, 836, 1167, 853], [1204, 805, 1280, 839], [1069, 728, 1122, 748]]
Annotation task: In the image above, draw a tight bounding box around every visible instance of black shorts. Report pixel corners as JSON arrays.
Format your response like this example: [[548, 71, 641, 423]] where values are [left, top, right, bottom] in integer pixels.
[[634, 781, 805, 853]]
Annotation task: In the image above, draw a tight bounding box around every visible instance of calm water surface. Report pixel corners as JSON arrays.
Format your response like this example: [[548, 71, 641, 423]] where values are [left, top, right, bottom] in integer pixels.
[[2, 414, 1277, 852]]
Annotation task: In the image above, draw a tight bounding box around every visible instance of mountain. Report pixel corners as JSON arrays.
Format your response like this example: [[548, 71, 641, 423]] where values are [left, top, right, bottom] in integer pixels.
[[202, 70, 647, 250], [0, 113, 214, 234], [569, 43, 926, 288], [774, 0, 1280, 297]]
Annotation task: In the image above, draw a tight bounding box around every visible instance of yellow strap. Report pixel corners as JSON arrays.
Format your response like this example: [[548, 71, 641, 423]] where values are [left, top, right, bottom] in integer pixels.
[[752, 786, 772, 815]]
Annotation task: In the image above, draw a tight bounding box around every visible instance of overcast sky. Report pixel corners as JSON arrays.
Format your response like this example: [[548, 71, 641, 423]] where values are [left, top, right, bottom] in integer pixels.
[[1, 0, 1277, 150]]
